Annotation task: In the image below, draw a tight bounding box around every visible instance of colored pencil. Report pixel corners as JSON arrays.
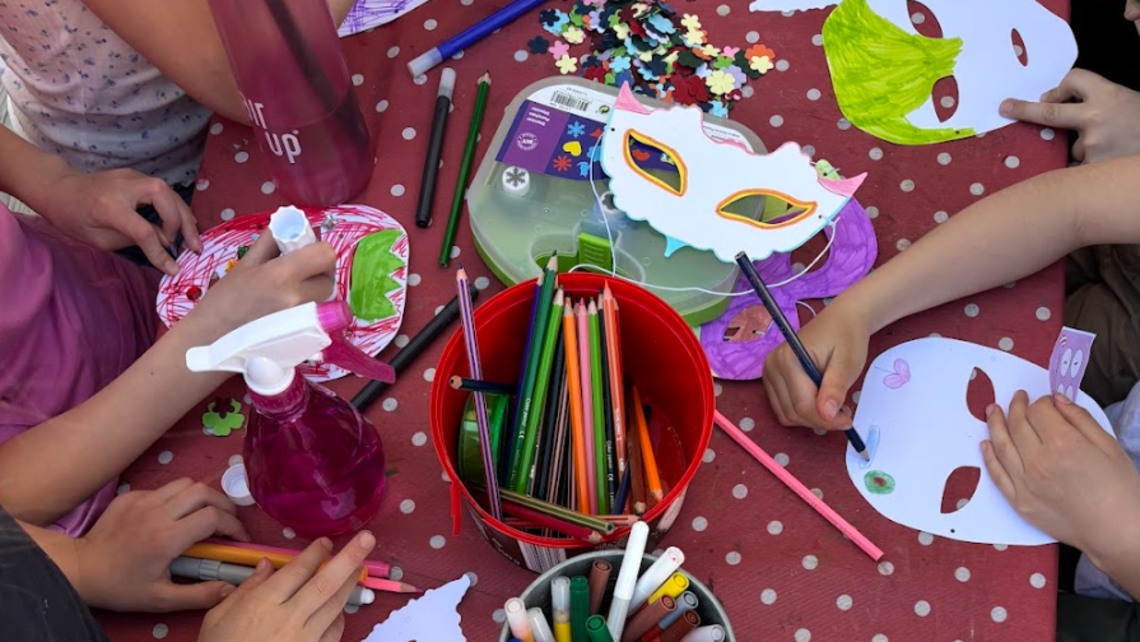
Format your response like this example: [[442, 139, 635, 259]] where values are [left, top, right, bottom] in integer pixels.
[[184, 543, 368, 583], [562, 301, 590, 514], [449, 375, 515, 396], [714, 410, 884, 560], [588, 299, 608, 514], [534, 334, 568, 499], [457, 266, 503, 520], [509, 256, 558, 490], [516, 284, 563, 492], [414, 67, 455, 228], [360, 576, 422, 594], [476, 486, 616, 534], [438, 72, 490, 267], [626, 390, 648, 516], [601, 286, 627, 479], [630, 387, 664, 503], [733, 251, 870, 461], [503, 273, 543, 485], [613, 465, 631, 516], [352, 285, 477, 411], [597, 297, 616, 509], [500, 500, 605, 544], [577, 300, 598, 514], [205, 538, 392, 578]]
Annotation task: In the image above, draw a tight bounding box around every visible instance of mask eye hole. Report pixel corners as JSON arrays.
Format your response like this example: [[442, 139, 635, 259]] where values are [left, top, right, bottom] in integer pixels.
[[967, 367, 996, 423], [941, 465, 981, 514], [1011, 28, 1028, 66], [717, 190, 818, 229], [907, 0, 944, 39], [624, 130, 685, 195], [723, 305, 773, 343]]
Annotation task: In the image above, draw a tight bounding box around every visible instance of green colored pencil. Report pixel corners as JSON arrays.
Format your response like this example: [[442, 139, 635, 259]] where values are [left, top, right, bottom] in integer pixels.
[[515, 288, 565, 493], [588, 299, 608, 514], [438, 72, 490, 267], [507, 255, 558, 489], [478, 486, 616, 534]]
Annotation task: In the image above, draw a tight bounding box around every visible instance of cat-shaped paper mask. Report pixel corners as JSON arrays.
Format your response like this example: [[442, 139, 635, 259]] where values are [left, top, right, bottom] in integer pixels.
[[700, 198, 877, 379], [600, 84, 865, 263]]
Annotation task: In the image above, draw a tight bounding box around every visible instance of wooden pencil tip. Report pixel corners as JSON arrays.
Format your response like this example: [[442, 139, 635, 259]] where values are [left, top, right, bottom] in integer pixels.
[[858, 448, 871, 462], [546, 253, 558, 270], [479, 71, 491, 85], [588, 299, 597, 313], [448, 375, 463, 389], [603, 282, 613, 296], [553, 288, 564, 305]]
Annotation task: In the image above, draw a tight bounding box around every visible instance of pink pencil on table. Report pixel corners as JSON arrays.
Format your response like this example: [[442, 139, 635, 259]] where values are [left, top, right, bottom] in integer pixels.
[[713, 411, 884, 561], [205, 538, 392, 578], [576, 299, 598, 515]]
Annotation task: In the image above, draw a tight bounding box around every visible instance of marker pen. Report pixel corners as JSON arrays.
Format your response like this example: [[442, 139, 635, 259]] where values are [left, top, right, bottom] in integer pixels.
[[529, 607, 556, 642], [170, 556, 374, 607], [552, 576, 572, 642], [630, 547, 684, 606], [506, 597, 535, 642], [607, 521, 649, 641]]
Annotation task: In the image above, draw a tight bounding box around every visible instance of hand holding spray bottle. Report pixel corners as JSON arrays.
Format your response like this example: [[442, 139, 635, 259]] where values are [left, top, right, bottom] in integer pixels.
[[187, 207, 392, 538]]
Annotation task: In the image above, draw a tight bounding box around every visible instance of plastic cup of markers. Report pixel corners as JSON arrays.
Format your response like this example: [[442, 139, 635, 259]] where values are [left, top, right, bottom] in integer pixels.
[[430, 273, 715, 573], [497, 550, 735, 642]]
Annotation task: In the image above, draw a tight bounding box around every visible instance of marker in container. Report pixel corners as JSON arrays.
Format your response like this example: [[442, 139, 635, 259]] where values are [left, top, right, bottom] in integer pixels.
[[571, 576, 590, 642], [631, 546, 684, 606], [588, 559, 613, 614], [506, 597, 535, 642], [552, 576, 572, 642], [607, 521, 649, 641], [529, 607, 556, 642], [645, 573, 689, 606], [679, 625, 725, 642], [586, 615, 615, 642], [170, 556, 373, 606]]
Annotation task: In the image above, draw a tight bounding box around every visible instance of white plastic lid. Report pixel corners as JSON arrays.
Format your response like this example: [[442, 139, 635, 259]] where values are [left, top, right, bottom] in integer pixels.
[[222, 462, 255, 507]]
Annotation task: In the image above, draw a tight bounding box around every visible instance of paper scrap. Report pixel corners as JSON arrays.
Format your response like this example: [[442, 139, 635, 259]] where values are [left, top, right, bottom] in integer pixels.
[[338, 0, 429, 37], [359, 575, 471, 642], [1049, 327, 1096, 401], [850, 337, 1115, 545]]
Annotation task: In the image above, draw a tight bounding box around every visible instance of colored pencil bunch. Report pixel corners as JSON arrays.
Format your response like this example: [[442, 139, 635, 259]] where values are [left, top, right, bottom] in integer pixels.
[[503, 524, 727, 642], [458, 263, 667, 541]]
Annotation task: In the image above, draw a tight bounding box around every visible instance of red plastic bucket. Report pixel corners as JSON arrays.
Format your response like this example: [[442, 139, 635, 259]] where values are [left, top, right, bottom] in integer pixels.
[[430, 274, 714, 572]]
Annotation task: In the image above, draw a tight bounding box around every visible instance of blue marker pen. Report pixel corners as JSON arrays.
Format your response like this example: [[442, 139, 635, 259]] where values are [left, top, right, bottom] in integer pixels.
[[407, 0, 547, 77]]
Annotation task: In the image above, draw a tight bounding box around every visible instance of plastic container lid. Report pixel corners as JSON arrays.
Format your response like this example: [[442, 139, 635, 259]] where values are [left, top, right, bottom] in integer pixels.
[[222, 462, 256, 507]]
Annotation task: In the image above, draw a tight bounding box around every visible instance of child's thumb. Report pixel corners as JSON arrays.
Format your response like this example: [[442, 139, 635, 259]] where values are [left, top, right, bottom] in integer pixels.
[[816, 352, 863, 426]]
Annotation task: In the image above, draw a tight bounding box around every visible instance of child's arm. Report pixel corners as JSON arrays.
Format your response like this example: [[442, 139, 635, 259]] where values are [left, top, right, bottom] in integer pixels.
[[764, 153, 1140, 430], [20, 478, 249, 612], [82, 0, 361, 125], [0, 234, 336, 525], [984, 392, 1140, 600]]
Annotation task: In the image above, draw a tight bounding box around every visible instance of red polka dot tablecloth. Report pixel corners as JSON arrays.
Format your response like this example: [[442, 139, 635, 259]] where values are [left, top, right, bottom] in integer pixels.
[[96, 1, 1071, 640]]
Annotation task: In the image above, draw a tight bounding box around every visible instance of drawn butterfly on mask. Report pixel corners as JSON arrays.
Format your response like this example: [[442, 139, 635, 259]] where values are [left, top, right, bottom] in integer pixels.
[[600, 83, 866, 264], [699, 197, 877, 380]]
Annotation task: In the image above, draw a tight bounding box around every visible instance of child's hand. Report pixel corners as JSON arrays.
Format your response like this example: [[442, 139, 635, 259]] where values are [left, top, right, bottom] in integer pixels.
[[999, 69, 1140, 165], [761, 302, 870, 431], [72, 478, 249, 612], [197, 532, 375, 642], [983, 391, 1140, 566], [41, 167, 202, 276], [184, 231, 336, 341]]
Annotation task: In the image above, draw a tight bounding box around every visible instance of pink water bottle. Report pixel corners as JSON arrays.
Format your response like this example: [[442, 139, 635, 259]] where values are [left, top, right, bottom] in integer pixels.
[[207, 0, 374, 206], [186, 301, 396, 538]]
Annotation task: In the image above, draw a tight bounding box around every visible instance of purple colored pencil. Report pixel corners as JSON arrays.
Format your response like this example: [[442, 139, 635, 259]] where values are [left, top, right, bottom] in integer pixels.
[[456, 266, 503, 520]]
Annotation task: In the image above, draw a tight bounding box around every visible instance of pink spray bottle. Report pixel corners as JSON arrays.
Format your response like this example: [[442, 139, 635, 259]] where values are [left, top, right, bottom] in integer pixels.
[[186, 300, 395, 538]]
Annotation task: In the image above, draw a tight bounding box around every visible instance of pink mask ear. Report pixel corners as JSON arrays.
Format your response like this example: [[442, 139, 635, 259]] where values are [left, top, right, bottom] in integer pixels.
[[819, 172, 867, 198], [615, 82, 653, 115]]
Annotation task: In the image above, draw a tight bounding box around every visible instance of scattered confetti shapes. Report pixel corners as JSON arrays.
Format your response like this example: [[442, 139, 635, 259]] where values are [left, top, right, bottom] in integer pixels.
[[529, 0, 775, 114], [527, 36, 550, 54], [553, 155, 573, 172], [567, 121, 587, 138], [202, 398, 246, 437], [562, 140, 584, 156]]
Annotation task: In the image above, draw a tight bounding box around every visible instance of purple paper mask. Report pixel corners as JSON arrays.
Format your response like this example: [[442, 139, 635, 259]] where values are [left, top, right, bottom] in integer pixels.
[[699, 198, 877, 380]]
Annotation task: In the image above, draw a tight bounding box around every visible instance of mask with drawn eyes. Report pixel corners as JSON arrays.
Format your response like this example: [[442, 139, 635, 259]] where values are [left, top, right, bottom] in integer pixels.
[[700, 198, 877, 380], [849, 337, 1114, 545], [600, 84, 865, 263]]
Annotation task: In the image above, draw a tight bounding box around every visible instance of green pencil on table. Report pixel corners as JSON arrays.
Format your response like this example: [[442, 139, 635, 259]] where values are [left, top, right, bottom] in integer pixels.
[[507, 255, 558, 490], [588, 298, 608, 515], [438, 72, 490, 267]]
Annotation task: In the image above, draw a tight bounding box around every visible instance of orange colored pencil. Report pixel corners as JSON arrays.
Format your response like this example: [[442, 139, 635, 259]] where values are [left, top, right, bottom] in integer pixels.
[[562, 301, 590, 514], [601, 284, 627, 481], [184, 542, 368, 583], [631, 386, 664, 502]]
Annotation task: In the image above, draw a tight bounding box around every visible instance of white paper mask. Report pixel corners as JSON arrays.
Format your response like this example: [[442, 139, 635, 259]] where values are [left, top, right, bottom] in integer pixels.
[[850, 338, 1114, 545], [601, 84, 865, 263], [749, 0, 1078, 145]]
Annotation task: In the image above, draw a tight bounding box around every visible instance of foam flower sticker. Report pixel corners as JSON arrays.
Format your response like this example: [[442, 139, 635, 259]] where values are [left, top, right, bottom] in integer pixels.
[[564, 25, 586, 45], [698, 43, 721, 59], [709, 100, 729, 118], [632, 2, 651, 18], [706, 69, 735, 95], [749, 54, 774, 74], [647, 14, 675, 34], [609, 54, 631, 73], [550, 40, 570, 59], [680, 14, 701, 31], [683, 29, 706, 48], [612, 21, 630, 40], [556, 54, 578, 74]]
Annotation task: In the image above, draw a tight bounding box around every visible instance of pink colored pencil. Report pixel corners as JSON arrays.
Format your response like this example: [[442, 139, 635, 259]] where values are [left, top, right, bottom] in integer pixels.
[[576, 300, 598, 515], [361, 576, 421, 594], [713, 410, 884, 561], [205, 538, 392, 578]]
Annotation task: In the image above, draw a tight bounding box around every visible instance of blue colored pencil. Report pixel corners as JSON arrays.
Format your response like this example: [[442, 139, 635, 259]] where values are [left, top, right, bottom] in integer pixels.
[[456, 266, 503, 520], [733, 252, 869, 461]]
